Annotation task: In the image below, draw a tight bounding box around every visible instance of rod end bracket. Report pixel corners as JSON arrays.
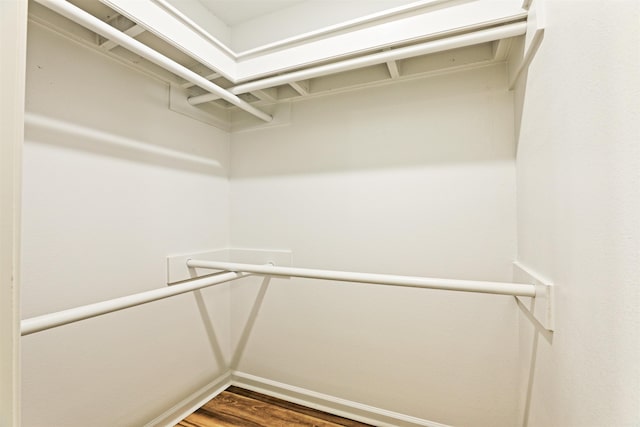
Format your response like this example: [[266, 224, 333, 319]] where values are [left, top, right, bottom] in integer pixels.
[[167, 248, 292, 284], [513, 261, 554, 331]]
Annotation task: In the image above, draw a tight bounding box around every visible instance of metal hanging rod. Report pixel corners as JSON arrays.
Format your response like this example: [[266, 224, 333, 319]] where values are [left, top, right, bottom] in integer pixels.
[[34, 0, 272, 123], [188, 21, 527, 106], [20, 271, 250, 336], [20, 259, 537, 337], [186, 260, 537, 297]]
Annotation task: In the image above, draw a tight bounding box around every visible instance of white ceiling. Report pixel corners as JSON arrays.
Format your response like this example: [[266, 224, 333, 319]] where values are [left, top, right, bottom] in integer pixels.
[[198, 0, 306, 26]]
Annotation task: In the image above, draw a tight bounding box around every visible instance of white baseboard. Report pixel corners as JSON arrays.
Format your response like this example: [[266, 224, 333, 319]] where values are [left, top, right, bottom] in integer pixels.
[[145, 370, 453, 427], [143, 372, 231, 427], [231, 371, 453, 427]]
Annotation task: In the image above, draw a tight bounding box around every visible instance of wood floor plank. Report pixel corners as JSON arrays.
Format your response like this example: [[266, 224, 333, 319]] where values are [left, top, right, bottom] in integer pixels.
[[176, 387, 374, 427], [226, 387, 372, 427], [179, 405, 265, 427], [202, 392, 343, 426]]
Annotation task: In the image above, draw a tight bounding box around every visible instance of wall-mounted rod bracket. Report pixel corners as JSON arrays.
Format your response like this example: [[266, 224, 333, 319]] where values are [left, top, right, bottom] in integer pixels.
[[513, 261, 555, 331], [167, 248, 293, 284]]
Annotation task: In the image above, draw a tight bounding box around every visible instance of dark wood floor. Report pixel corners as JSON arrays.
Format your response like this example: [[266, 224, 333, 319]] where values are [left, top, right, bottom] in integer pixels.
[[176, 386, 374, 427]]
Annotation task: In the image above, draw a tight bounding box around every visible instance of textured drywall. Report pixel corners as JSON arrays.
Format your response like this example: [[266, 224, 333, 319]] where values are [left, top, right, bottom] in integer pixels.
[[21, 23, 232, 426], [230, 64, 519, 427], [515, 1, 640, 426]]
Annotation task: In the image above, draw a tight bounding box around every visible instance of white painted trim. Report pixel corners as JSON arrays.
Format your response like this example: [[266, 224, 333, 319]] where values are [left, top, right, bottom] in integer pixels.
[[235, 3, 527, 81], [0, 1, 27, 425], [99, 0, 238, 81], [231, 371, 454, 427], [97, 0, 526, 83], [149, 0, 462, 60], [190, 23, 525, 105], [239, 60, 502, 110], [152, 0, 522, 64], [142, 372, 232, 427], [234, 0, 456, 58], [151, 0, 237, 58], [146, 370, 455, 426], [37, 0, 272, 122]]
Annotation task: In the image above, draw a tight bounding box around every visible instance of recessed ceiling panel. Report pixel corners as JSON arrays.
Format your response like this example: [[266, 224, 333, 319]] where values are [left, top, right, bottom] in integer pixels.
[[198, 0, 306, 26]]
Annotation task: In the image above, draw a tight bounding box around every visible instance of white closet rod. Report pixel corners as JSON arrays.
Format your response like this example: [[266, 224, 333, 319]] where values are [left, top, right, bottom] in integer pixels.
[[34, 0, 273, 122], [188, 21, 527, 106], [20, 271, 250, 336], [186, 260, 537, 297], [21, 259, 536, 336]]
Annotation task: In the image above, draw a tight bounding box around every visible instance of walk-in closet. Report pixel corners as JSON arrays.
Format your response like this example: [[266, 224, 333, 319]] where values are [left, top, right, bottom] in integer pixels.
[[1, 0, 638, 426]]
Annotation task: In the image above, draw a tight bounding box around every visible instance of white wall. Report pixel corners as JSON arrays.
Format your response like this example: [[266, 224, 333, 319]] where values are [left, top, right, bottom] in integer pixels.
[[515, 1, 640, 426], [230, 64, 519, 427], [21, 23, 232, 426]]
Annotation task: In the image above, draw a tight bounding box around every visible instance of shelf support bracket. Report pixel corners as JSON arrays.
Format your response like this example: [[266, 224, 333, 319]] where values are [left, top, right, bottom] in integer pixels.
[[386, 59, 400, 79], [100, 23, 145, 50], [289, 80, 310, 96], [509, 0, 545, 89]]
